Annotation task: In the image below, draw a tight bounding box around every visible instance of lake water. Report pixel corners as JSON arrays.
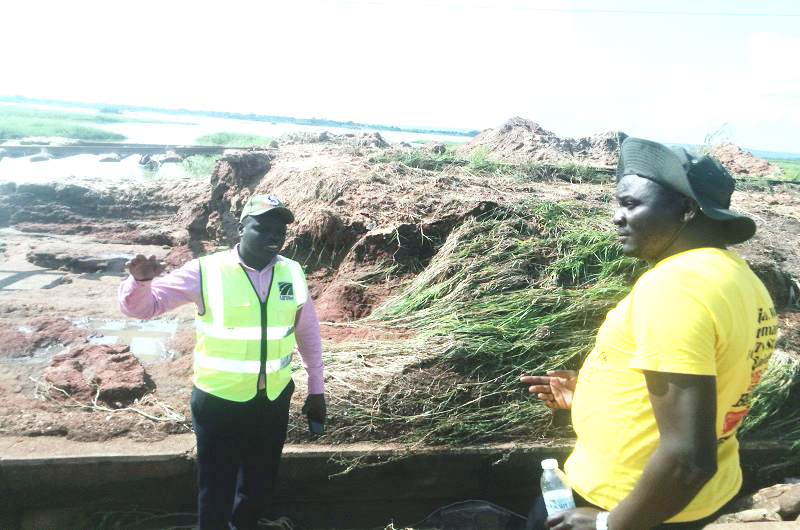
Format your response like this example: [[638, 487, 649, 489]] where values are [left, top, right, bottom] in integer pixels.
[[0, 108, 473, 183], [105, 111, 472, 146]]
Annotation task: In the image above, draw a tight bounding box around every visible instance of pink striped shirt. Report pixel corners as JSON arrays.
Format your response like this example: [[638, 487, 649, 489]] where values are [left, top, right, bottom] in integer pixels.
[[118, 247, 324, 394]]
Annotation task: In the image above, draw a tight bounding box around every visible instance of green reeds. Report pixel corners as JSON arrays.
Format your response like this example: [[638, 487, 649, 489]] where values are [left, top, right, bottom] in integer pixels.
[[361, 200, 646, 444], [319, 190, 799, 451], [355, 197, 799, 448], [194, 132, 273, 147]]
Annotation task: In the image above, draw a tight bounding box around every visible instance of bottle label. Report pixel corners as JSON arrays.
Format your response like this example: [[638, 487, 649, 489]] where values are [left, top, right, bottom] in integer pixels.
[[543, 489, 576, 516]]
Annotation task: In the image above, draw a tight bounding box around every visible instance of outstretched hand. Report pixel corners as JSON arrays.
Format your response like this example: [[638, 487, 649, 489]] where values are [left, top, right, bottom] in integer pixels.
[[520, 370, 578, 410], [126, 254, 166, 281]]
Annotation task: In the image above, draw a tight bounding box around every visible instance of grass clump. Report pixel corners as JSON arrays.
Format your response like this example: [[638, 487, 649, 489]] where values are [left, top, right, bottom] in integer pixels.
[[368, 146, 612, 184], [735, 177, 775, 194], [179, 155, 219, 178], [411, 139, 468, 149], [464, 148, 612, 182], [195, 132, 273, 147], [467, 146, 500, 172], [369, 148, 466, 171]]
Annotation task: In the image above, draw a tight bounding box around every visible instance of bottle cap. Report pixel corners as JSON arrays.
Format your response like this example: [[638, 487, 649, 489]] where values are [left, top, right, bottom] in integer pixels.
[[541, 458, 558, 470]]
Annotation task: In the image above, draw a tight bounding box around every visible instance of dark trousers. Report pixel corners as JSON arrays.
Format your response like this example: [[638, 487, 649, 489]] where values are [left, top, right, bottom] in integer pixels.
[[527, 490, 725, 530], [191, 381, 294, 530]]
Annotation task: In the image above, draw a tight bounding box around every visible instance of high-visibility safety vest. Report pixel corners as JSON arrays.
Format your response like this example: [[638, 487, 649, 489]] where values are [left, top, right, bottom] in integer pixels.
[[194, 251, 308, 401]]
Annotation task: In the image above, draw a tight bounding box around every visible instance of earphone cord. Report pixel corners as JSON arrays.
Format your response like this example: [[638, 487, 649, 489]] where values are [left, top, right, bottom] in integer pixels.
[[653, 221, 687, 263]]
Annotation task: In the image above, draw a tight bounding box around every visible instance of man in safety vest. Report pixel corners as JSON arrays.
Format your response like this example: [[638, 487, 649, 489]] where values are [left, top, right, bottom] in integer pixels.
[[119, 194, 325, 530]]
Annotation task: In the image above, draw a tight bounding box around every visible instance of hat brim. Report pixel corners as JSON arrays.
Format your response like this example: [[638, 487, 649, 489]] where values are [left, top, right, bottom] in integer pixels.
[[695, 201, 756, 244], [244, 206, 295, 224]]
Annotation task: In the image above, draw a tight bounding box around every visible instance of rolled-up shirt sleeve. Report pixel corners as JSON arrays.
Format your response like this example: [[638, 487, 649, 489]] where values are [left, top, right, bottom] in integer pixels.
[[118, 259, 203, 319], [295, 297, 325, 395]]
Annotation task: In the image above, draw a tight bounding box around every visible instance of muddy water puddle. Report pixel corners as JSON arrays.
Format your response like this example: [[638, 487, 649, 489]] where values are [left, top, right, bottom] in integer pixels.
[[79, 318, 192, 363], [2, 318, 193, 366]]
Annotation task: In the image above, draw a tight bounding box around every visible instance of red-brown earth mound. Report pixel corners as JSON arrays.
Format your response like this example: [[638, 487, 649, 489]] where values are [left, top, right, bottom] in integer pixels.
[[0, 120, 797, 450]]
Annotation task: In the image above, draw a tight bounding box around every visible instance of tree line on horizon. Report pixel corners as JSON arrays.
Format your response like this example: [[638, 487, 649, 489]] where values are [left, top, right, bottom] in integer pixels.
[[0, 95, 480, 138]]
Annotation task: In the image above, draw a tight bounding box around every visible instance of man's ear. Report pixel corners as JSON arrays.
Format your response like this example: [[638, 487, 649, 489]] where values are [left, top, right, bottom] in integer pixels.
[[681, 198, 700, 223], [238, 220, 245, 236]]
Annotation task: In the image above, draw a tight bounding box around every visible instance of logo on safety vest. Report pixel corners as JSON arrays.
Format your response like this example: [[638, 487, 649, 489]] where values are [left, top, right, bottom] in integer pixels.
[[278, 282, 294, 301]]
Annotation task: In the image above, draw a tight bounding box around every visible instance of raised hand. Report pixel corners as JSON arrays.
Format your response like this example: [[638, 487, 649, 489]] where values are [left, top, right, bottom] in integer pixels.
[[520, 370, 578, 410], [125, 254, 166, 281]]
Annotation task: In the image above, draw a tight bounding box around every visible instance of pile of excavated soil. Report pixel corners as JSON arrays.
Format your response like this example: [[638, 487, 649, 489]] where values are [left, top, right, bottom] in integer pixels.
[[455, 117, 627, 167], [1, 122, 799, 452], [453, 118, 784, 180], [710, 142, 784, 178]]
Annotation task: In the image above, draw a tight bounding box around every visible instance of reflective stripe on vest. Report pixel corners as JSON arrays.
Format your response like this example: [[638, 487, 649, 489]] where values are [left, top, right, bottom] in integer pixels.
[[195, 322, 295, 341], [193, 351, 292, 374], [194, 251, 308, 401]]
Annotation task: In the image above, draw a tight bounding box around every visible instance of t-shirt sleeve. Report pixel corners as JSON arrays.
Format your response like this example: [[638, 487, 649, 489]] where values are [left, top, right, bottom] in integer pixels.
[[628, 268, 718, 376]]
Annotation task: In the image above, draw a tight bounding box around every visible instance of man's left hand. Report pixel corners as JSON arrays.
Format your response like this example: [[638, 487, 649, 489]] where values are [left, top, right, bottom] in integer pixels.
[[547, 508, 602, 530], [302, 393, 326, 424]]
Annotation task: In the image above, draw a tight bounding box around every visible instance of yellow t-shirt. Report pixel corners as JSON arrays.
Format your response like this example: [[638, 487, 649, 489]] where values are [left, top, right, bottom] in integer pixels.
[[564, 248, 777, 522]]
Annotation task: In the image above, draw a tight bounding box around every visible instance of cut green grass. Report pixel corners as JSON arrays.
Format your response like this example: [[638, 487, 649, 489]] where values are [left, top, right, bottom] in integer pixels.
[[356, 201, 648, 444], [739, 347, 800, 468], [369, 149, 466, 171], [369, 147, 613, 183], [339, 196, 800, 450], [194, 132, 274, 147]]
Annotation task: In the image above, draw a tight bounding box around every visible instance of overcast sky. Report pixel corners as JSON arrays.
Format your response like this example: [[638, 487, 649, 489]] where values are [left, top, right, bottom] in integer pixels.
[[2, 0, 798, 152]]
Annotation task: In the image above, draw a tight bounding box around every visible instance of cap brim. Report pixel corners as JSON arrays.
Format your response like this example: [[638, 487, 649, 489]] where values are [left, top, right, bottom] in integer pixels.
[[245, 207, 295, 223]]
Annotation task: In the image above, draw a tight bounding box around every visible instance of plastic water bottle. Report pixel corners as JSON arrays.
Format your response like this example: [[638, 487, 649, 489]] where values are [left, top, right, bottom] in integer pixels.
[[540, 458, 576, 516]]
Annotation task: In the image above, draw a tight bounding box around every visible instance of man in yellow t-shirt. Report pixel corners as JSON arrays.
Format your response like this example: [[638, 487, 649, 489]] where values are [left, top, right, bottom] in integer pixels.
[[522, 137, 777, 530]]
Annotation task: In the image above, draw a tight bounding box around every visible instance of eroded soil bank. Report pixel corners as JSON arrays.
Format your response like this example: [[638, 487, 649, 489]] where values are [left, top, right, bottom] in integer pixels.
[[2, 121, 799, 527]]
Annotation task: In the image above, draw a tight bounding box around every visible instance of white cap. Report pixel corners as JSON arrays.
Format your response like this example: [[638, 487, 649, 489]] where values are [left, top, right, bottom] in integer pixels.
[[541, 458, 558, 470]]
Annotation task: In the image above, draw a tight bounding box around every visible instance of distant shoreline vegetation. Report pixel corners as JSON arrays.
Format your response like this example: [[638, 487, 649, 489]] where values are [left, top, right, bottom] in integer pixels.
[[0, 101, 185, 141], [0, 95, 481, 138], [768, 159, 800, 180]]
